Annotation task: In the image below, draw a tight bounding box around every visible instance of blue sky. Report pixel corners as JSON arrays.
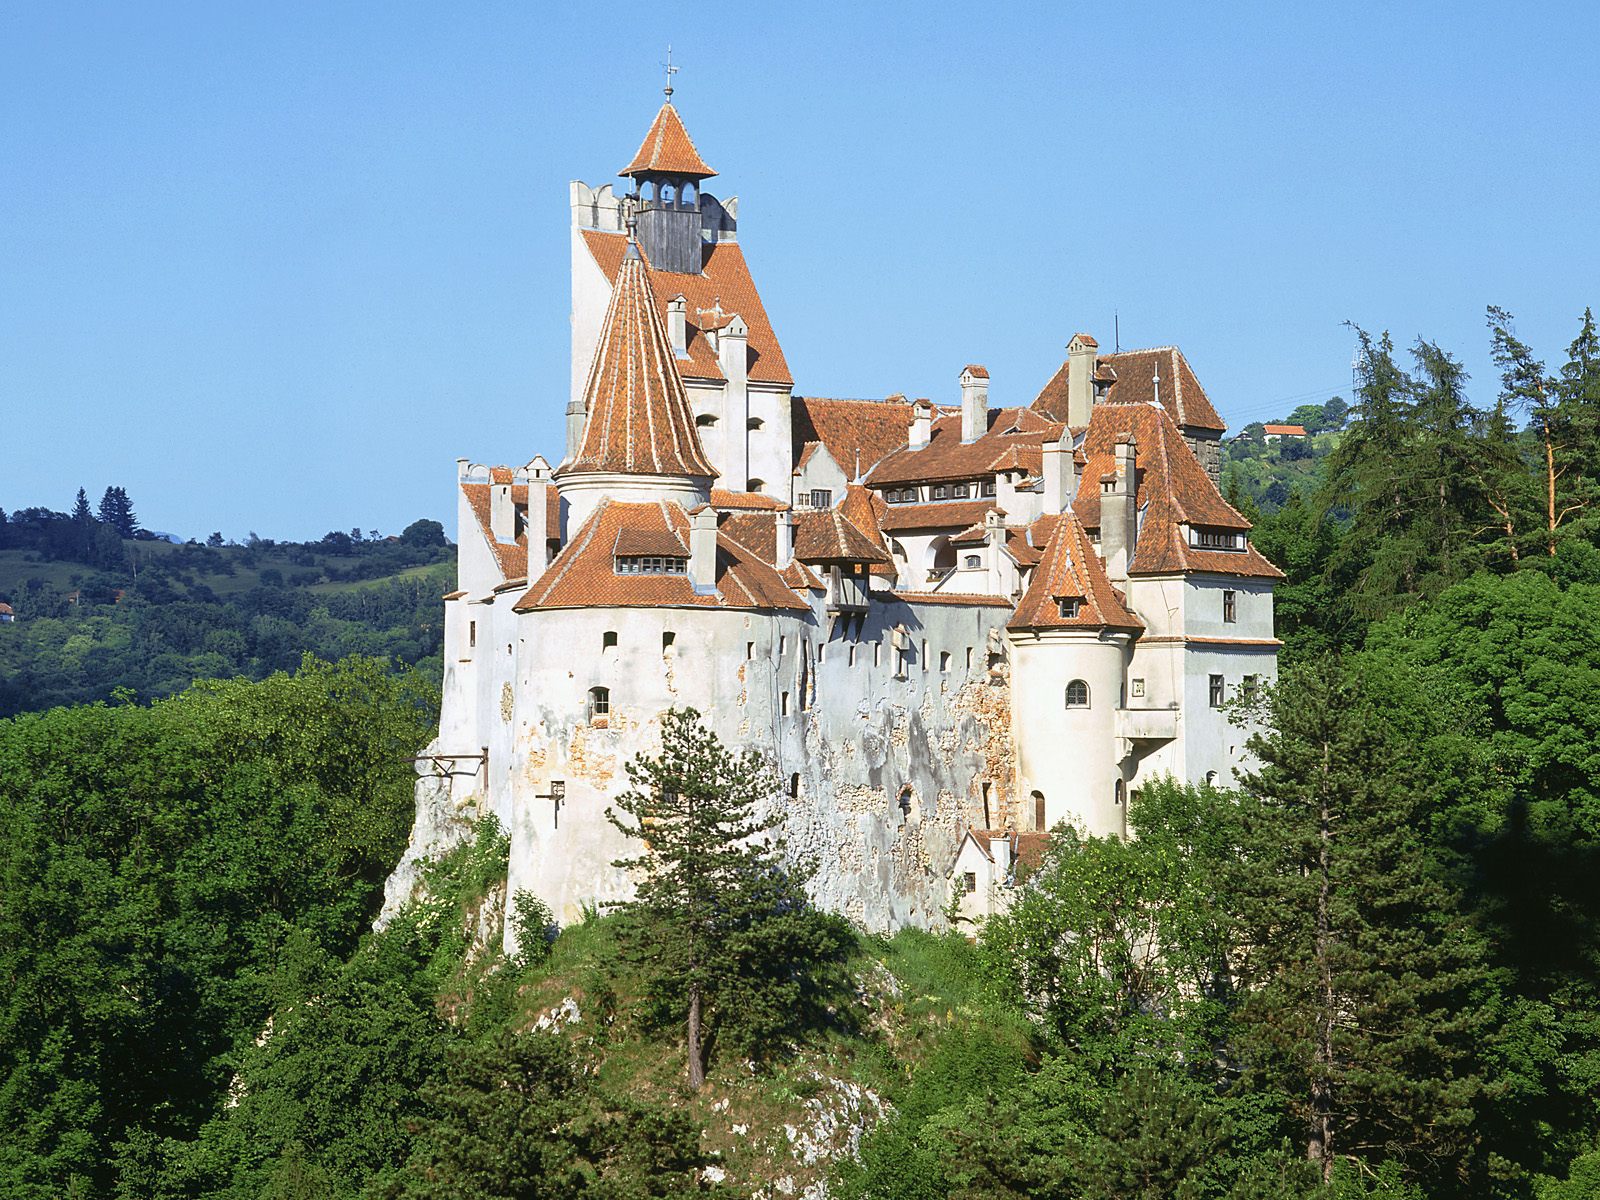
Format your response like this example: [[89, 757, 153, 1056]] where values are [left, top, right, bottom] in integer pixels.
[[4, 2, 1596, 540]]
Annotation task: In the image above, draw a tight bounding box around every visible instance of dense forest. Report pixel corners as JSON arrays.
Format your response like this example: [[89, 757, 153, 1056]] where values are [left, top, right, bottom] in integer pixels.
[[2, 307, 1599, 1199], [0, 494, 453, 716]]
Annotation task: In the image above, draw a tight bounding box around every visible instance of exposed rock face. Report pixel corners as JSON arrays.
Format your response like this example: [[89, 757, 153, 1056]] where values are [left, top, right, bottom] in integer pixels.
[[376, 739, 483, 929]]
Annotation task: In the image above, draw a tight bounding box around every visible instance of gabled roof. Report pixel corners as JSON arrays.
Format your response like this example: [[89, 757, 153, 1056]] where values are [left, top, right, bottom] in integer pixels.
[[1072, 403, 1283, 579], [582, 231, 792, 386], [793, 507, 893, 565], [865, 407, 1064, 487], [791, 397, 916, 481], [461, 480, 560, 581], [514, 499, 807, 612], [1031, 345, 1226, 434], [1008, 513, 1143, 631], [877, 498, 997, 534], [620, 103, 717, 179], [1263, 424, 1307, 436], [563, 241, 716, 480]]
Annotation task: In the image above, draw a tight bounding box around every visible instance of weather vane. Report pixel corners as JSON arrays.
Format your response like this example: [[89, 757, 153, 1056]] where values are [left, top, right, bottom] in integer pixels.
[[662, 45, 678, 101]]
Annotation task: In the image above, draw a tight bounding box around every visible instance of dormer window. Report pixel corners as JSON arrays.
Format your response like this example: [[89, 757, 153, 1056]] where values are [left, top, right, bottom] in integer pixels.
[[809, 489, 832, 509], [616, 555, 688, 574], [931, 485, 949, 500], [980, 479, 997, 497], [886, 488, 917, 504], [1056, 598, 1080, 619], [951, 483, 971, 499], [1193, 528, 1243, 551], [964, 554, 982, 569]]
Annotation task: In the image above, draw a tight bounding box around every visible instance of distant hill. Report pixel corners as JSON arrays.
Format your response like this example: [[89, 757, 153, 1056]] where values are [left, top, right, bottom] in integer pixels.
[[0, 508, 455, 716], [1221, 396, 1348, 511]]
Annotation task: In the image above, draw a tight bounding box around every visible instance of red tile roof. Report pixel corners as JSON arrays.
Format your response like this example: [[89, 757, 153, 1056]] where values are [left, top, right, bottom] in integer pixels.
[[1071, 404, 1283, 580], [877, 498, 997, 533], [883, 591, 1013, 607], [1009, 513, 1142, 632], [791, 396, 916, 480], [793, 507, 893, 565], [1031, 345, 1226, 433], [514, 500, 808, 612], [461, 480, 560, 581], [1263, 424, 1307, 436], [963, 364, 989, 379], [563, 242, 716, 480], [865, 407, 1063, 487], [620, 102, 716, 179], [583, 231, 792, 386], [709, 488, 788, 510]]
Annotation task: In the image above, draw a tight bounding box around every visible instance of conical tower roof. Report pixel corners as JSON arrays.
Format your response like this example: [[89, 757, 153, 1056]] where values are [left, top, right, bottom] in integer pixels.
[[561, 241, 716, 480], [620, 102, 717, 179]]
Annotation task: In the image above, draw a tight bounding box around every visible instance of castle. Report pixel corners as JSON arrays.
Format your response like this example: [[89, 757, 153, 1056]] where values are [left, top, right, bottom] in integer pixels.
[[393, 95, 1283, 934]]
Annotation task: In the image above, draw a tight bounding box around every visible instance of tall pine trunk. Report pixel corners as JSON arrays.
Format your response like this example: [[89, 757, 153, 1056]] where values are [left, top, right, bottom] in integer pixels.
[[1543, 420, 1560, 555], [1309, 738, 1336, 1183], [687, 984, 705, 1090]]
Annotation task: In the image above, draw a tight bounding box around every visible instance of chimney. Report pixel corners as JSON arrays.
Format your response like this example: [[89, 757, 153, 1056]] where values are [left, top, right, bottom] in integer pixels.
[[667, 295, 688, 357], [565, 397, 587, 462], [989, 832, 1011, 883], [909, 398, 933, 451], [1101, 436, 1138, 583], [774, 509, 795, 569], [524, 456, 551, 571], [689, 507, 719, 591], [1040, 433, 1077, 516], [1067, 333, 1099, 428], [719, 313, 750, 490], [490, 477, 514, 543], [960, 365, 989, 442]]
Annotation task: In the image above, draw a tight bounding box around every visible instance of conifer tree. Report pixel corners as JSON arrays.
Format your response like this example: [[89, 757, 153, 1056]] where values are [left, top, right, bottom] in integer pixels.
[[1230, 663, 1490, 1188], [97, 486, 138, 539], [607, 707, 830, 1091], [70, 487, 93, 525], [1552, 306, 1600, 542]]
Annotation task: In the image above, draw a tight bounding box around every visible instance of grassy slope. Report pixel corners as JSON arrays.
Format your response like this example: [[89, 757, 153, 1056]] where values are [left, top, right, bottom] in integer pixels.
[[500, 916, 1014, 1196]]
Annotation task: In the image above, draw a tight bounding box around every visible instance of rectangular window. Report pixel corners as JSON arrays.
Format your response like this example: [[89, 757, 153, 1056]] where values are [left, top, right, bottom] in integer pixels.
[[469, 620, 476, 648], [1223, 590, 1237, 623], [746, 641, 755, 660], [963, 871, 977, 895], [1194, 529, 1241, 550], [781, 691, 790, 716], [1057, 598, 1080, 619], [920, 639, 928, 671], [931, 484, 948, 500], [966, 647, 973, 669], [874, 642, 882, 668], [779, 635, 787, 655], [848, 644, 857, 667], [662, 631, 675, 650], [980, 479, 997, 497], [602, 630, 618, 651], [951, 483, 970, 499], [1242, 674, 1259, 701], [1131, 677, 1145, 698], [615, 555, 688, 574], [1209, 675, 1225, 707], [810, 488, 832, 509], [939, 650, 951, 672]]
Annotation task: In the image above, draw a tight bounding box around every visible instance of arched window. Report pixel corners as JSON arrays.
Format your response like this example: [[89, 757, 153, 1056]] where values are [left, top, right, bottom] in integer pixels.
[[746, 478, 766, 494], [963, 554, 981, 569], [1065, 679, 1090, 708], [661, 183, 676, 207], [682, 182, 697, 207], [1115, 778, 1126, 806], [587, 686, 609, 722], [1032, 790, 1046, 830], [695, 413, 718, 428], [642, 180, 657, 205], [602, 630, 617, 652], [926, 536, 956, 579], [747, 417, 764, 431]]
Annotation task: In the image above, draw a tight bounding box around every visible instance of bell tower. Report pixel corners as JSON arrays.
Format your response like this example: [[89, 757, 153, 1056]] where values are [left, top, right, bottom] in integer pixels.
[[619, 92, 716, 275]]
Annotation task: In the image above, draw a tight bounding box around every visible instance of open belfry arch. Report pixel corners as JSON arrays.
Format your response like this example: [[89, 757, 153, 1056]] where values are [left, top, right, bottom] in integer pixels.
[[385, 81, 1283, 936]]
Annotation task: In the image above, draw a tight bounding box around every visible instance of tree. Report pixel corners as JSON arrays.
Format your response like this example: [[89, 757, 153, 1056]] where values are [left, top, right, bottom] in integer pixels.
[[1487, 307, 1563, 558], [70, 488, 93, 525], [606, 707, 844, 1090], [399, 519, 446, 548], [96, 487, 138, 539], [1230, 663, 1491, 1188]]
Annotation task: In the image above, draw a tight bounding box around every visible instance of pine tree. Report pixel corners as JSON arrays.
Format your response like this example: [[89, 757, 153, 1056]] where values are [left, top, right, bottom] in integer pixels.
[[1230, 663, 1490, 1188], [97, 486, 138, 539], [70, 488, 93, 525], [606, 706, 834, 1090], [1552, 306, 1600, 543]]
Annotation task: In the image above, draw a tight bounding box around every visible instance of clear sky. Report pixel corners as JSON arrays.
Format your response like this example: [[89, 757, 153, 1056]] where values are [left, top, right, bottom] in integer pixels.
[[4, 2, 1597, 541]]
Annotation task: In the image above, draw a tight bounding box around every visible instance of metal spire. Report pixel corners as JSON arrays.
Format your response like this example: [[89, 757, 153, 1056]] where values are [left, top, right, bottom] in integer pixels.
[[662, 45, 678, 102]]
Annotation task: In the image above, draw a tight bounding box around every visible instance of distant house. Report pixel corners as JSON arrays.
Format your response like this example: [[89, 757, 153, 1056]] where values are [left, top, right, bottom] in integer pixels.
[[951, 830, 1053, 926], [1262, 423, 1307, 443], [0, 602, 14, 623]]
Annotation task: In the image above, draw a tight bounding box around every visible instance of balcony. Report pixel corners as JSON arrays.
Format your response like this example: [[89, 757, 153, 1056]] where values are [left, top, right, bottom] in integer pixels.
[[1116, 706, 1178, 742]]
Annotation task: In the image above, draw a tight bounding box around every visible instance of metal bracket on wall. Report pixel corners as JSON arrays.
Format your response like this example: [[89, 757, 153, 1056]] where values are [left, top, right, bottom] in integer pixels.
[[404, 749, 488, 780]]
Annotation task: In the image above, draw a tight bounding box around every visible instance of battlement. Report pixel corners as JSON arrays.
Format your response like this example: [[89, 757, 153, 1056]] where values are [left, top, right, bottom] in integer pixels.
[[570, 179, 737, 243]]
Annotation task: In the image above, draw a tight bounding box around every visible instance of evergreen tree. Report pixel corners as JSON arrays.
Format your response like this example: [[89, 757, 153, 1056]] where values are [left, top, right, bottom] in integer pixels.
[[1230, 663, 1491, 1189], [97, 487, 138, 539], [70, 488, 93, 525], [606, 707, 842, 1090], [70, 487, 98, 562], [1551, 307, 1600, 543]]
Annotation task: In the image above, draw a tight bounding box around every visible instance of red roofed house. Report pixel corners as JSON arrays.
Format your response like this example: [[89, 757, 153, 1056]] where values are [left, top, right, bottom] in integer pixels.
[[387, 91, 1283, 938], [0, 602, 14, 624], [1262, 423, 1308, 442]]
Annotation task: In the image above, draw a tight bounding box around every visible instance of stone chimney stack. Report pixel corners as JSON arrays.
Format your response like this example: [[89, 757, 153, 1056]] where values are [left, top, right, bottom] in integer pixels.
[[1040, 433, 1077, 516], [960, 365, 989, 443], [774, 508, 795, 569], [490, 476, 515, 543], [524, 456, 551, 571], [989, 832, 1011, 881], [1067, 333, 1099, 428], [909, 398, 934, 451], [689, 507, 719, 591], [1101, 436, 1138, 583], [667, 295, 688, 357], [565, 397, 587, 463]]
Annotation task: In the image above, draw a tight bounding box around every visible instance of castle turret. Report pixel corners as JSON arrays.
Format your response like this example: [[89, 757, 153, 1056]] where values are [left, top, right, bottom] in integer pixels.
[[621, 101, 716, 274], [555, 233, 715, 529]]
